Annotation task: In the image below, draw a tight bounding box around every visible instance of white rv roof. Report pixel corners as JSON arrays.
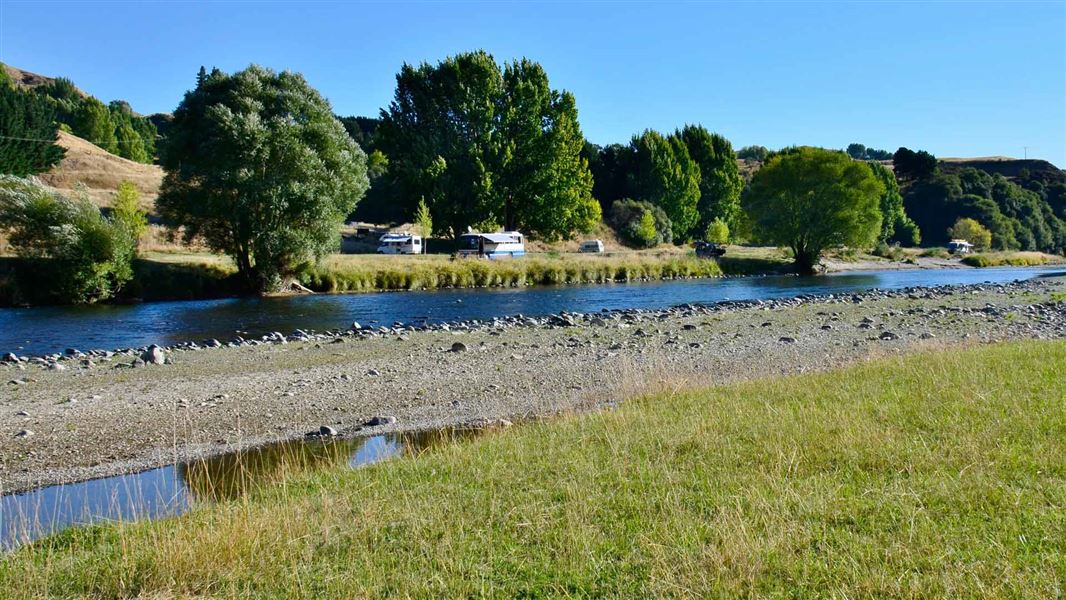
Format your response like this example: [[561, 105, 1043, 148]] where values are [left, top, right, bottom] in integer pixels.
[[461, 232, 522, 243]]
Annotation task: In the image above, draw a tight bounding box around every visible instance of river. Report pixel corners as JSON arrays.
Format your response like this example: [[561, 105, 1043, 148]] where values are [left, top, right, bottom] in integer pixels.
[[2, 266, 1063, 356]]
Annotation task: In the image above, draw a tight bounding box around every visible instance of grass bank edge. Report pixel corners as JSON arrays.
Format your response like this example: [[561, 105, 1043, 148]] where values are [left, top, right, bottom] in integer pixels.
[[4, 339, 1064, 597]]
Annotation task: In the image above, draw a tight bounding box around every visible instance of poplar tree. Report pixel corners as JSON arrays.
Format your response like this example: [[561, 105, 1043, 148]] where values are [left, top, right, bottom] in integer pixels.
[[678, 124, 743, 236], [497, 59, 598, 240], [627, 130, 700, 241]]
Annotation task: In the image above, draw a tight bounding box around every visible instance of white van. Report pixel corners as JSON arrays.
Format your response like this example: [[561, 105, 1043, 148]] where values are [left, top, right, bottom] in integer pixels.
[[376, 232, 422, 254], [579, 240, 604, 253]]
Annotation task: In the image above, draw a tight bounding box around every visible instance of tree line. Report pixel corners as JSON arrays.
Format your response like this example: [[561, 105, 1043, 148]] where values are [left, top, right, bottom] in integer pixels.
[[0, 63, 158, 172], [3, 53, 1065, 298]]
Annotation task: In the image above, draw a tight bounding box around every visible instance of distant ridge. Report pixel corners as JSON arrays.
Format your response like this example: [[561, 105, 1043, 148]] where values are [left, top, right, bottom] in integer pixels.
[[2, 63, 87, 97]]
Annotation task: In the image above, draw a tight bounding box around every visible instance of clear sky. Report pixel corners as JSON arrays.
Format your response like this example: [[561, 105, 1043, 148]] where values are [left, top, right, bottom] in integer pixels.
[[2, 0, 1064, 166]]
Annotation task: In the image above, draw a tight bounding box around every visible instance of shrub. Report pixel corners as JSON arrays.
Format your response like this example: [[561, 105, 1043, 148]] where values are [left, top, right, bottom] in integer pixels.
[[872, 241, 904, 261], [920, 247, 951, 259], [608, 198, 673, 248], [704, 218, 730, 244], [112, 181, 148, 249], [0, 176, 136, 303], [948, 218, 992, 250]]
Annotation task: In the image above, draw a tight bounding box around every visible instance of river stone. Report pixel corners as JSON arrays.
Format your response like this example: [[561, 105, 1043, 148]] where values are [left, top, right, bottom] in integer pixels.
[[319, 425, 338, 437], [47, 362, 66, 371], [778, 336, 797, 344], [2, 352, 18, 363], [879, 331, 900, 341], [366, 415, 397, 426], [366, 368, 381, 376], [15, 429, 33, 438], [682, 324, 698, 331], [141, 345, 165, 365], [450, 342, 468, 353], [920, 332, 936, 340]]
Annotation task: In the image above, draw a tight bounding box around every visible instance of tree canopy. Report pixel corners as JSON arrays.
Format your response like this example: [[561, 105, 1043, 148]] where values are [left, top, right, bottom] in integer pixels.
[[736, 145, 770, 161], [948, 218, 991, 250], [0, 80, 66, 176], [902, 166, 1066, 252], [378, 51, 598, 241], [869, 162, 920, 245], [626, 129, 700, 241], [743, 147, 884, 273], [157, 65, 369, 292], [892, 147, 937, 181], [678, 124, 743, 235]]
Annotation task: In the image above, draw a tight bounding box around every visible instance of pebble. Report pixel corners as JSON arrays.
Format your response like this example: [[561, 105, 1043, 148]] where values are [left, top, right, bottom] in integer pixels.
[[450, 342, 468, 353], [366, 415, 398, 426]]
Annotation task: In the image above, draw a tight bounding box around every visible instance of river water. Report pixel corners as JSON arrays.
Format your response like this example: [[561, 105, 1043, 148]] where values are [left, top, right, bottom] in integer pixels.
[[1, 428, 481, 550], [2, 266, 1063, 356]]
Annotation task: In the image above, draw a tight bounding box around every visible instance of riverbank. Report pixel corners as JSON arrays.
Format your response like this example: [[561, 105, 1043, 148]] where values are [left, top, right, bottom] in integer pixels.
[[5, 246, 1058, 307], [2, 274, 1064, 495], [3, 339, 1063, 597]]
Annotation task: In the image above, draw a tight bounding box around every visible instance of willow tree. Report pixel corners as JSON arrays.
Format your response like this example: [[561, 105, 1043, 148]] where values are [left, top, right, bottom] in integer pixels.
[[743, 147, 883, 274], [158, 65, 368, 292]]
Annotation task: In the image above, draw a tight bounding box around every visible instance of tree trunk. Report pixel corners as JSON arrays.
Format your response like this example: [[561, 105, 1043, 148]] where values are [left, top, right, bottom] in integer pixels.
[[792, 244, 821, 276]]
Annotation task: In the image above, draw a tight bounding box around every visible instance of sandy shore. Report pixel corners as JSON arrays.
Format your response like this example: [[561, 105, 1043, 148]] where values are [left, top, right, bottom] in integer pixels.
[[2, 274, 1064, 494]]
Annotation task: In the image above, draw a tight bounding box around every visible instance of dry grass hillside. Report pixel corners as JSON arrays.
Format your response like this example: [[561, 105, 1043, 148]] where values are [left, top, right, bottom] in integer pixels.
[[37, 131, 163, 212], [2, 63, 70, 92]]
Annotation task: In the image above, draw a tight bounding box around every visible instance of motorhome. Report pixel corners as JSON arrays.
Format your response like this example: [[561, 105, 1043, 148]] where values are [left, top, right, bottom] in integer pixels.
[[457, 231, 525, 259], [947, 239, 974, 254], [376, 232, 423, 254], [579, 239, 605, 253]]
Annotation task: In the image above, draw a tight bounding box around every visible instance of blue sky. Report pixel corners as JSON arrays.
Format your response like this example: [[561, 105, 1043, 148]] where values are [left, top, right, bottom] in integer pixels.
[[2, 1, 1064, 166]]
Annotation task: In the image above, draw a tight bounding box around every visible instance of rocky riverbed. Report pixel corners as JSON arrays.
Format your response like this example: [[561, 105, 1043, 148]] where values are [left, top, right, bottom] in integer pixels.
[[2, 275, 1064, 494]]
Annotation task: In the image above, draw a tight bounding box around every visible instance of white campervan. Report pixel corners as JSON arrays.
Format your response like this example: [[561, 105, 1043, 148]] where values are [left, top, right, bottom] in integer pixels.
[[579, 239, 604, 253], [376, 232, 423, 254], [457, 231, 525, 259]]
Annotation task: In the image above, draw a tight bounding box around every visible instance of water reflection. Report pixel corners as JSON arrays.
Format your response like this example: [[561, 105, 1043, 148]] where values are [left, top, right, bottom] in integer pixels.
[[1, 427, 482, 550], [1, 266, 1059, 355]]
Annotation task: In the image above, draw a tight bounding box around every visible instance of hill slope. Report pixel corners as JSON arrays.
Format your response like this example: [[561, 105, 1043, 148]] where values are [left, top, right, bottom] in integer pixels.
[[37, 131, 162, 211]]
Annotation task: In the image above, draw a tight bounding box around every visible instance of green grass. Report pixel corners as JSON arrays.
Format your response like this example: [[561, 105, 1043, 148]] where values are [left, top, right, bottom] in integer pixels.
[[961, 251, 1065, 268], [300, 252, 725, 292], [4, 340, 1064, 597]]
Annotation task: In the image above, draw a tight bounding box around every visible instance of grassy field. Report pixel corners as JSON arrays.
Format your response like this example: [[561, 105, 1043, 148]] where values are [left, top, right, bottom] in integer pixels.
[[961, 251, 1066, 268], [3, 340, 1063, 597]]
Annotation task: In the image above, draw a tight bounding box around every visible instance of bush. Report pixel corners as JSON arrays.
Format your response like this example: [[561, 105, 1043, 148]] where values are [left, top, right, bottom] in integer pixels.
[[920, 247, 951, 259], [608, 199, 673, 248], [704, 218, 729, 244], [948, 218, 992, 251], [0, 176, 136, 303], [872, 241, 905, 261]]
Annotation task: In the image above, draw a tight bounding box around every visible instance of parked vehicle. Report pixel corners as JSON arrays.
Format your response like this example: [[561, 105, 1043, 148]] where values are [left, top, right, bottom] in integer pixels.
[[694, 241, 726, 258], [579, 239, 605, 253], [377, 232, 423, 254], [947, 239, 974, 254], [457, 231, 525, 259]]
